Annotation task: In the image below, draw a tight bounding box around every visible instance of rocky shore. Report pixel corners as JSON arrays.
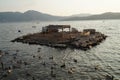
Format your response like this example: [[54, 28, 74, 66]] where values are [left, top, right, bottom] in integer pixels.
[[11, 25, 107, 50]]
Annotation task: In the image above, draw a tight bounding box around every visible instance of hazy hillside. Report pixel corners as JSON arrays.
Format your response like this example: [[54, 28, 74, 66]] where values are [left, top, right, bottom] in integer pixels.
[[1, 10, 120, 22], [62, 12, 120, 21], [70, 13, 91, 17], [0, 10, 64, 22]]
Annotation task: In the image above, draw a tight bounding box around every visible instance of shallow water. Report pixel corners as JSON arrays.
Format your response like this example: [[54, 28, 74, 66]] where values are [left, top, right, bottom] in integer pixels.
[[0, 20, 120, 80]]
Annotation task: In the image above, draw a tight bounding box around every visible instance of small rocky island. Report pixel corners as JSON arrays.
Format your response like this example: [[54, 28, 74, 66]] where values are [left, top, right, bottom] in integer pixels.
[[11, 25, 107, 50]]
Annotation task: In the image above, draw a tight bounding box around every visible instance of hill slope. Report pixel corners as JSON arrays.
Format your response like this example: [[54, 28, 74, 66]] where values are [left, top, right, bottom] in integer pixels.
[[1, 11, 120, 22], [0, 10, 64, 22], [62, 12, 120, 21]]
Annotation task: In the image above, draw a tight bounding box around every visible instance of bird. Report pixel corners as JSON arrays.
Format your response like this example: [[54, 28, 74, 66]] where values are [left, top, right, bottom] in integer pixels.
[[73, 59, 77, 63], [33, 55, 35, 58], [7, 66, 12, 74], [60, 63, 66, 68], [49, 56, 53, 60], [32, 77, 36, 80], [50, 70, 56, 77], [42, 61, 46, 66], [1, 62, 4, 70], [38, 56, 42, 59], [26, 72, 31, 76], [18, 30, 21, 33], [37, 48, 41, 52], [0, 52, 3, 58], [68, 67, 76, 74], [23, 61, 28, 66]]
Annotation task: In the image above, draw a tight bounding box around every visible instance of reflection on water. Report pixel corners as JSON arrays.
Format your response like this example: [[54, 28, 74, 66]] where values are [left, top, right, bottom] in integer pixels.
[[0, 20, 120, 80]]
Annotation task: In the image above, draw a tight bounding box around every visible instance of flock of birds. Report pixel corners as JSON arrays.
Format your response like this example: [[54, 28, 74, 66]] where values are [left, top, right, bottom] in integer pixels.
[[0, 25, 115, 80], [0, 48, 115, 80]]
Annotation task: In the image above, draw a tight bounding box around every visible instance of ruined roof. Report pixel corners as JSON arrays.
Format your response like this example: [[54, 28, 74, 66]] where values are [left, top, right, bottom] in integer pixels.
[[46, 25, 70, 29]]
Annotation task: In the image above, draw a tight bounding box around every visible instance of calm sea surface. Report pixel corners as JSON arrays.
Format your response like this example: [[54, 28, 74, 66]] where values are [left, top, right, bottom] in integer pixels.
[[0, 20, 120, 80]]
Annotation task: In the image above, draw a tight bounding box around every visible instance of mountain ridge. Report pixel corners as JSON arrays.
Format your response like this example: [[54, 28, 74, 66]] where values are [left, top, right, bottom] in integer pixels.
[[62, 12, 120, 21], [70, 13, 91, 17], [0, 10, 65, 22], [1, 10, 120, 22]]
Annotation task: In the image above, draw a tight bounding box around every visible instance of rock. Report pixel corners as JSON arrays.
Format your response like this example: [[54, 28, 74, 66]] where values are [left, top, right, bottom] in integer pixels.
[[5, 52, 9, 55], [13, 56, 17, 60], [26, 73, 31, 76], [2, 73, 8, 77], [105, 75, 114, 80], [16, 60, 22, 64], [32, 77, 36, 80], [11, 25, 107, 50], [16, 50, 19, 52]]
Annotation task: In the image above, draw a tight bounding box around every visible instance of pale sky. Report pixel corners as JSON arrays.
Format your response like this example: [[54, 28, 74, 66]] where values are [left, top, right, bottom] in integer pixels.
[[0, 0, 120, 16]]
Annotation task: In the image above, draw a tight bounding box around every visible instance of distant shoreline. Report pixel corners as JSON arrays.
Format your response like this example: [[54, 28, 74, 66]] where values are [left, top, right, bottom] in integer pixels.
[[1, 19, 120, 23], [1, 10, 120, 22]]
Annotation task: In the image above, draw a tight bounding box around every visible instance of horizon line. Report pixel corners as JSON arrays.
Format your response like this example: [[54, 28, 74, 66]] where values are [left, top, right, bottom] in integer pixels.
[[0, 10, 120, 16]]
